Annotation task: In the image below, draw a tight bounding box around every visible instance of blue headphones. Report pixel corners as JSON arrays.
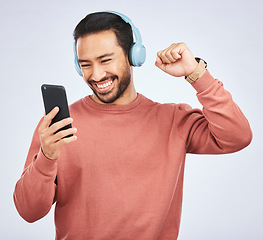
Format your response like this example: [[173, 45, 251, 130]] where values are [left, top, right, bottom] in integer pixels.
[[74, 11, 146, 77]]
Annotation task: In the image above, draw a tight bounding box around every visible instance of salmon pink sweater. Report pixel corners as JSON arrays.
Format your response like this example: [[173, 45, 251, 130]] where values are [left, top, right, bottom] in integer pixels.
[[14, 71, 252, 240]]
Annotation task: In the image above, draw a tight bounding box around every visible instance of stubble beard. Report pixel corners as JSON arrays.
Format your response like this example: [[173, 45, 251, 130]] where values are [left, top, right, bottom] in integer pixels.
[[91, 67, 131, 104]]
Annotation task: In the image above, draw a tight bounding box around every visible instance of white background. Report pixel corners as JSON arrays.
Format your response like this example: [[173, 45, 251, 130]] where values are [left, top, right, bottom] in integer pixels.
[[1, 0, 262, 239]]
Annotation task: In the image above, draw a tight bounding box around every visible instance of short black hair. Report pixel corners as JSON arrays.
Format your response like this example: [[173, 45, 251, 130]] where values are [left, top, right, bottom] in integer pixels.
[[73, 12, 134, 56]]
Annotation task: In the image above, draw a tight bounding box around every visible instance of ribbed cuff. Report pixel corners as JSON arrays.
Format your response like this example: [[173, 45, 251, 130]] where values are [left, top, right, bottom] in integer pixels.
[[191, 70, 215, 93], [33, 149, 58, 177]]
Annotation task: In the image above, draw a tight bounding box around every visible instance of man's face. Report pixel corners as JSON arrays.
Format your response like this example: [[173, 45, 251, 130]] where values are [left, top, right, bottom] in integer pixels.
[[76, 30, 132, 104]]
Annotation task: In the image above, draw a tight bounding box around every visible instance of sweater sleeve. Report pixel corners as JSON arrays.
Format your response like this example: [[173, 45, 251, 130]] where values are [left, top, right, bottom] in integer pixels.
[[13, 120, 57, 223], [180, 70, 252, 154]]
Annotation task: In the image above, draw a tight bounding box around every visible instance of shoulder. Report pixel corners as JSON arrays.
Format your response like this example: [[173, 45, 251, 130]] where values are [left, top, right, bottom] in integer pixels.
[[142, 94, 192, 112], [140, 95, 195, 123], [68, 97, 88, 115], [69, 97, 84, 109]]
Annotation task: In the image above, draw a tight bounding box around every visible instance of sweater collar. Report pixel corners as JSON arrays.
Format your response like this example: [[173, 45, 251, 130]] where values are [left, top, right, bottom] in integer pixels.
[[83, 93, 144, 112]]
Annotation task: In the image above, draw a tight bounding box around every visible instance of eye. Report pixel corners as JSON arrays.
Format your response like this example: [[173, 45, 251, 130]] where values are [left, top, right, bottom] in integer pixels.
[[101, 59, 111, 64], [80, 64, 91, 68]]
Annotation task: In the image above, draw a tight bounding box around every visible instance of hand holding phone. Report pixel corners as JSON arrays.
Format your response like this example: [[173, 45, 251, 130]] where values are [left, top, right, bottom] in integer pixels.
[[39, 84, 77, 160]]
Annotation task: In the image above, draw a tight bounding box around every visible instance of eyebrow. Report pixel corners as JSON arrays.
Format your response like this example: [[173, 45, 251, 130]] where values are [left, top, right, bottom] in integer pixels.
[[78, 53, 114, 63]]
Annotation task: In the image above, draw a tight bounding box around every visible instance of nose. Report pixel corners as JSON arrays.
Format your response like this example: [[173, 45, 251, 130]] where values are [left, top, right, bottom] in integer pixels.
[[89, 64, 106, 82]]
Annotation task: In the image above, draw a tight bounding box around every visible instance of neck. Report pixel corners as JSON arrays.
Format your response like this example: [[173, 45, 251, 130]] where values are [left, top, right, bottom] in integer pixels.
[[116, 80, 137, 105]]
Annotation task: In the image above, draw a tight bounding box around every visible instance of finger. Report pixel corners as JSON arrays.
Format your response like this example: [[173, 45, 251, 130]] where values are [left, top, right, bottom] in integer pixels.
[[49, 117, 73, 135], [155, 56, 167, 72], [53, 127, 77, 142], [54, 134, 78, 150], [157, 49, 170, 64], [158, 44, 180, 64], [170, 44, 183, 61], [170, 50, 182, 61], [40, 107, 60, 130], [163, 44, 180, 63], [155, 56, 163, 67]]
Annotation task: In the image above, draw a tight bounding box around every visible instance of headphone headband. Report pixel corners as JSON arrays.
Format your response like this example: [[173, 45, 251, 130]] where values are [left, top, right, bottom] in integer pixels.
[[106, 11, 143, 44], [74, 11, 146, 77]]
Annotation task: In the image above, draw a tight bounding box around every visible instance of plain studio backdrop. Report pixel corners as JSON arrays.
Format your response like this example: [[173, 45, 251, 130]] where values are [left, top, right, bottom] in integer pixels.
[[1, 0, 262, 239]]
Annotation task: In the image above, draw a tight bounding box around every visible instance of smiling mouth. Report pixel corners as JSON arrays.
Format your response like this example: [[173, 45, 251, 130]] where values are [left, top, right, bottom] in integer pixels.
[[92, 77, 116, 94], [96, 80, 113, 89]]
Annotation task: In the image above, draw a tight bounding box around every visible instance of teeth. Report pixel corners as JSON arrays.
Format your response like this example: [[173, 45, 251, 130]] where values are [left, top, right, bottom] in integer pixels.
[[97, 80, 112, 89]]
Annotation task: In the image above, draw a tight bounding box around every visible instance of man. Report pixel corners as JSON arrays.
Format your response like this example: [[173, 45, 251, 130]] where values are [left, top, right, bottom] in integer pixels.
[[14, 11, 252, 240]]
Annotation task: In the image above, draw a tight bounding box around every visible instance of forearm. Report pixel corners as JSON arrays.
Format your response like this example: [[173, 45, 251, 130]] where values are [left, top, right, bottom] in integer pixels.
[[186, 70, 252, 153], [13, 124, 57, 223]]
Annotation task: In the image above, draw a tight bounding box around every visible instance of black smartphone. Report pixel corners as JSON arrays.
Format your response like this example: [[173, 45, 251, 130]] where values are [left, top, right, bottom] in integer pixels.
[[41, 84, 73, 136]]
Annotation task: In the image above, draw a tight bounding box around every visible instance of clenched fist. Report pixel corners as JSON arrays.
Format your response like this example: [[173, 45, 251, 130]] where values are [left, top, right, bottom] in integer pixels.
[[155, 42, 198, 78]]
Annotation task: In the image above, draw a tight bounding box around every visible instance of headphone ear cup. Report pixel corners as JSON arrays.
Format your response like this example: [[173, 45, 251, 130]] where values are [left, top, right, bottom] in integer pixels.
[[129, 43, 146, 67], [73, 43, 83, 77], [74, 58, 83, 77]]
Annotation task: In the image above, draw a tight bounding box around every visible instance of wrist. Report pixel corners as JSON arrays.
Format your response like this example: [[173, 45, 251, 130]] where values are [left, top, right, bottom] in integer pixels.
[[185, 57, 207, 83], [41, 147, 59, 161]]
